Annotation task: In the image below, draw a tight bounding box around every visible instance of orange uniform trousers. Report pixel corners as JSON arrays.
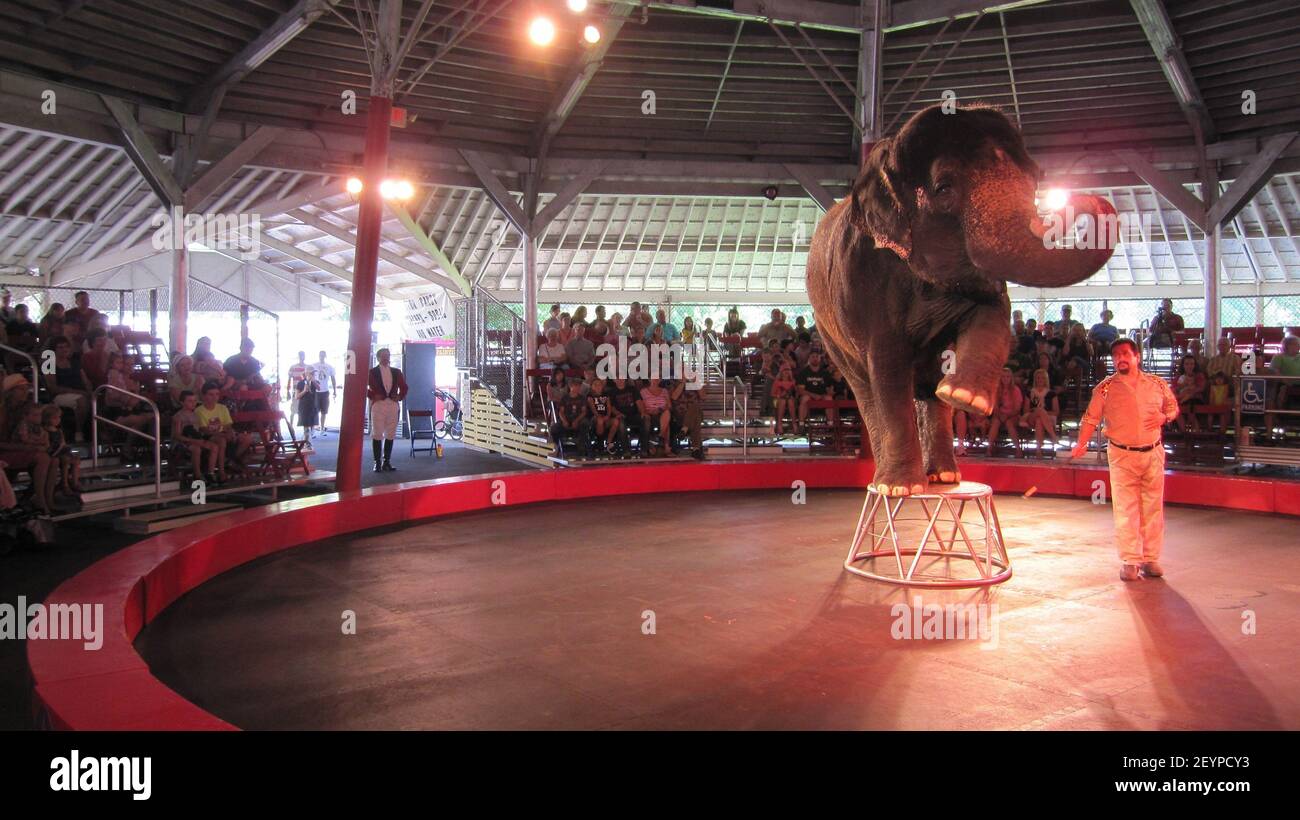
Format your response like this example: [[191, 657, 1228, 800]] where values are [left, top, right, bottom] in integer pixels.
[[1107, 444, 1166, 565]]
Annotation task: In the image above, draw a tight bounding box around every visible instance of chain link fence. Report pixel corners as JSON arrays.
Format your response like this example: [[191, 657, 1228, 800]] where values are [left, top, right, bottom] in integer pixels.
[[1012, 294, 1300, 335], [1, 282, 283, 384], [528, 302, 817, 335]]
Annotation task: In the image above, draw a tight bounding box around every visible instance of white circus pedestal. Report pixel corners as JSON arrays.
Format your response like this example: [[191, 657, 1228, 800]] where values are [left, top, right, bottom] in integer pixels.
[[844, 481, 1011, 588]]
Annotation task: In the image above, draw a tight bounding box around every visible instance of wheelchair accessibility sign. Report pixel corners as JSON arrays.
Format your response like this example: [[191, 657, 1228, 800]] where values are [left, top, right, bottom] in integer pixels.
[[1241, 377, 1267, 413]]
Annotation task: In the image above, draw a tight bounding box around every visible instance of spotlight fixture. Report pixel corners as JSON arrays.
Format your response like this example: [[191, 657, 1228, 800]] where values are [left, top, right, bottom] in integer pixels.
[[1043, 188, 1069, 210], [583, 24, 600, 44], [567, 0, 588, 11], [762, 185, 779, 201], [348, 178, 415, 201], [529, 15, 556, 46]]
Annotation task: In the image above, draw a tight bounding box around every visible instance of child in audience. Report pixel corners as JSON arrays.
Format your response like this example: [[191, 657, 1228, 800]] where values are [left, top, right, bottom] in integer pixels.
[[173, 389, 224, 484], [771, 364, 797, 436], [15, 402, 47, 450], [41, 404, 79, 493], [587, 378, 619, 454], [1173, 354, 1206, 432]]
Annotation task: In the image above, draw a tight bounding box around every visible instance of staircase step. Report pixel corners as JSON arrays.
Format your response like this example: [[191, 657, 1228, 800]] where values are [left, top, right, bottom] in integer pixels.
[[113, 503, 242, 534]]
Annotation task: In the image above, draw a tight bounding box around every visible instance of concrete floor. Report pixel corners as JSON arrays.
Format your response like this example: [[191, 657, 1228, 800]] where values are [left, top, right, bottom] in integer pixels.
[[299, 433, 536, 487], [136, 489, 1300, 730]]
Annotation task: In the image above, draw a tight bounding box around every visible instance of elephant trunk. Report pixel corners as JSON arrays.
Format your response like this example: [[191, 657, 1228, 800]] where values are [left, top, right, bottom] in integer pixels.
[[963, 166, 1118, 288]]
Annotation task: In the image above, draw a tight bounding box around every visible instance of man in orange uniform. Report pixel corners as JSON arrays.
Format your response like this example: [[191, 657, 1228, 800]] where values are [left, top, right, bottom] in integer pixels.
[[1070, 338, 1179, 581]]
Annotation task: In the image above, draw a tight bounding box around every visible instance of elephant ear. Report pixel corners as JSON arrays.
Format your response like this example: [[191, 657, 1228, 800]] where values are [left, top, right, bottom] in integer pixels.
[[849, 137, 913, 261]]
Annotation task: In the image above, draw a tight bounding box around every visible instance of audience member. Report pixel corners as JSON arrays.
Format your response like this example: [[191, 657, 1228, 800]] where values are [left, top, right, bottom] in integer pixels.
[[62, 291, 101, 338], [1148, 298, 1184, 348], [1173, 354, 1206, 432], [637, 377, 672, 457], [1020, 368, 1059, 455], [172, 389, 224, 484], [586, 378, 620, 454], [1088, 309, 1119, 347], [0, 374, 57, 515], [566, 323, 597, 371], [42, 336, 90, 442], [551, 379, 591, 458], [796, 350, 837, 430]]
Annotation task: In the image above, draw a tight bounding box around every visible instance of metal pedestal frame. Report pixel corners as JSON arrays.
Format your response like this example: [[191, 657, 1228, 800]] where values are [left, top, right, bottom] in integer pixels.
[[845, 481, 1011, 588]]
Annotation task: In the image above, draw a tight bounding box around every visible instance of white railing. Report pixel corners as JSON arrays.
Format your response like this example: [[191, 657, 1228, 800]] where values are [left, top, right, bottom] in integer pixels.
[[730, 375, 748, 457], [91, 384, 162, 499], [0, 343, 42, 402]]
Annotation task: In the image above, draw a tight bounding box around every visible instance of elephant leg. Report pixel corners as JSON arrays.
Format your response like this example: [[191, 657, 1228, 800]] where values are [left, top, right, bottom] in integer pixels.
[[857, 353, 928, 497], [935, 303, 1010, 417], [918, 399, 961, 484]]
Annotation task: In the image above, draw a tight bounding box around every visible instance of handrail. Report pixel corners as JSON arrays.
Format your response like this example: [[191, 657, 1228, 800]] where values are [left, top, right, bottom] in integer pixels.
[[0, 342, 42, 402], [91, 383, 162, 500], [730, 375, 748, 457]]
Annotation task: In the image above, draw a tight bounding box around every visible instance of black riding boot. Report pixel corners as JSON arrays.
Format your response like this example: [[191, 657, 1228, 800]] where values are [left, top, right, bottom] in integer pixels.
[[382, 439, 396, 471], [372, 439, 383, 472]]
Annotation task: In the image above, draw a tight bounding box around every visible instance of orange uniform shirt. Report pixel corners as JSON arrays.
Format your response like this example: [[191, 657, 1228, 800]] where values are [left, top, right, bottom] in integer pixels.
[[1080, 370, 1179, 448]]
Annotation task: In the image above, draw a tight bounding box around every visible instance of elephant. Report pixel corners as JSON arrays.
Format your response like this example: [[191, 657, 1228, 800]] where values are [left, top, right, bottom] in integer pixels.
[[806, 103, 1117, 497]]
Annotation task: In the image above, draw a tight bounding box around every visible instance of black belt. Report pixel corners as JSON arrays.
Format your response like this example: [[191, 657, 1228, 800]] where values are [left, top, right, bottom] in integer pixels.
[[1108, 440, 1161, 452]]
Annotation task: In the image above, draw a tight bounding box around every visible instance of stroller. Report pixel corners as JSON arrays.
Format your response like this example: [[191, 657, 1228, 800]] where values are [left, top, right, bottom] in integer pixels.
[[433, 388, 464, 440]]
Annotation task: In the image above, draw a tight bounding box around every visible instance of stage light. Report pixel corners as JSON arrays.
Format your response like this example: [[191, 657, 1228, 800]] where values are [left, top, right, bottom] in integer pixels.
[[529, 16, 556, 46], [392, 180, 415, 201], [567, 0, 588, 12], [1043, 188, 1069, 210], [762, 184, 779, 201], [346, 177, 363, 195], [584, 24, 600, 44]]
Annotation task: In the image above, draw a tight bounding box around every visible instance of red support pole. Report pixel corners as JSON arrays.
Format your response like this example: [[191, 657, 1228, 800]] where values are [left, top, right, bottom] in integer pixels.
[[336, 96, 392, 493]]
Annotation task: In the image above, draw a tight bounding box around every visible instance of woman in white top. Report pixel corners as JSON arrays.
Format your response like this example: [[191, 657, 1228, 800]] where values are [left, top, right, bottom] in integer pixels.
[[537, 328, 568, 369], [1019, 368, 1060, 457]]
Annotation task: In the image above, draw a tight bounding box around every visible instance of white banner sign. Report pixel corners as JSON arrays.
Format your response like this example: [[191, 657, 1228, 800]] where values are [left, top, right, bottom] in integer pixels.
[[388, 288, 453, 341]]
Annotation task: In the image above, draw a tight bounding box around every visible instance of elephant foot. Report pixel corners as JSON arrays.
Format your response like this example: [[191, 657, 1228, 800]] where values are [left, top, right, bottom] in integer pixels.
[[870, 463, 929, 497], [936, 378, 993, 417], [924, 451, 961, 485]]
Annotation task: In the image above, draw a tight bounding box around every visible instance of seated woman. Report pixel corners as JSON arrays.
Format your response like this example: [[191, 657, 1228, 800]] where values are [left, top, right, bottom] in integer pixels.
[[193, 350, 234, 393], [0, 375, 57, 515], [537, 329, 567, 370], [168, 355, 206, 410], [104, 354, 153, 428], [1019, 368, 1060, 457], [637, 377, 673, 457], [1173, 354, 1207, 432], [986, 368, 1023, 457]]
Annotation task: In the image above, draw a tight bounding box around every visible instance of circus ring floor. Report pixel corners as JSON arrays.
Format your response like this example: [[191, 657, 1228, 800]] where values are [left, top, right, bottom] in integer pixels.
[[29, 460, 1300, 730]]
